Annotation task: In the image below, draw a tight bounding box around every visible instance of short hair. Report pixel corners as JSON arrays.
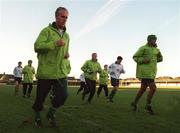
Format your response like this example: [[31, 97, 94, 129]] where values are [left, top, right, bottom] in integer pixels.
[[147, 34, 157, 42], [55, 7, 68, 17], [104, 64, 108, 67], [92, 53, 97, 56], [18, 61, 22, 64], [28, 60, 32, 63], [117, 56, 123, 60]]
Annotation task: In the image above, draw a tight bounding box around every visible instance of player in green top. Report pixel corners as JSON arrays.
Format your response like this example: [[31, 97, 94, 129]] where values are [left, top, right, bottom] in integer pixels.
[[97, 64, 109, 98], [131, 35, 163, 115], [22, 60, 35, 98], [81, 53, 102, 104], [32, 7, 70, 127]]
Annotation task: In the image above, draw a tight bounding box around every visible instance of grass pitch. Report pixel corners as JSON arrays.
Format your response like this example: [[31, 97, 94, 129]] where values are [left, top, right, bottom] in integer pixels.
[[0, 85, 180, 133]]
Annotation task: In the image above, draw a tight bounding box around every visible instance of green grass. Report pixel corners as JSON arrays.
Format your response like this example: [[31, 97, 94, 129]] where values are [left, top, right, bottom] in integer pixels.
[[0, 85, 180, 133]]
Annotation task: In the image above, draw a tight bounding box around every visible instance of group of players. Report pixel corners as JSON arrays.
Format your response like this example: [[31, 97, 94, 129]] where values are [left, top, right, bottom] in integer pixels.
[[13, 60, 35, 98], [12, 6, 163, 127], [77, 54, 125, 104]]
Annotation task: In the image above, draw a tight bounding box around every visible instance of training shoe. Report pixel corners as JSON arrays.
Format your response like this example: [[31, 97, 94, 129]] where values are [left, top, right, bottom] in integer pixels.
[[145, 105, 154, 115], [35, 118, 43, 128], [46, 112, 58, 127], [107, 98, 113, 103], [131, 102, 137, 112], [27, 94, 31, 98]]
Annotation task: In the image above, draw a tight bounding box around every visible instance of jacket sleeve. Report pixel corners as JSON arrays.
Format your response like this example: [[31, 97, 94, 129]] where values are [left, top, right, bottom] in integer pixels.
[[108, 64, 112, 74], [34, 28, 55, 53], [97, 63, 102, 73], [32, 67, 35, 74], [157, 50, 163, 62], [67, 61, 71, 74], [66, 34, 70, 54], [81, 61, 88, 73], [81, 61, 92, 73], [121, 65, 125, 74], [133, 47, 145, 64]]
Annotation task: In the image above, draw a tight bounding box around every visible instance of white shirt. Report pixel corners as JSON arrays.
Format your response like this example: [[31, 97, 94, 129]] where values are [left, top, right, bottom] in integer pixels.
[[58, 29, 64, 36], [13, 66, 23, 78], [79, 73, 86, 82], [108, 63, 125, 79]]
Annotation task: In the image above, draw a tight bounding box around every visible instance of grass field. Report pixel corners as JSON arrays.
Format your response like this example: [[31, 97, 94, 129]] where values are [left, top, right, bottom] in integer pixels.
[[0, 85, 180, 133]]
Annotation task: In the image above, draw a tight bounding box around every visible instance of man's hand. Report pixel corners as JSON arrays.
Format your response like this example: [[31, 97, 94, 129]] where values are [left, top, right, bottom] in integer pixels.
[[88, 71, 93, 74], [144, 57, 150, 64], [56, 39, 65, 47]]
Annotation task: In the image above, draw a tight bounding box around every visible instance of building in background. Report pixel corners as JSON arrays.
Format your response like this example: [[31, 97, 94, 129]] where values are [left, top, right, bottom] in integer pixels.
[[0, 73, 180, 87]]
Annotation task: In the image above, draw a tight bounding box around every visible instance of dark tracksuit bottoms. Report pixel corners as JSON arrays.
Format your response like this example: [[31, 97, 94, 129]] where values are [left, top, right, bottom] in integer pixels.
[[97, 84, 108, 97], [82, 78, 96, 102], [32, 78, 68, 111], [23, 83, 33, 96], [77, 81, 86, 94]]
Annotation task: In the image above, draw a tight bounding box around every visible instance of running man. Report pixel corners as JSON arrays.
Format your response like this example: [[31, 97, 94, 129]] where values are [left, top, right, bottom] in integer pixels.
[[22, 60, 35, 98], [32, 7, 70, 127], [13, 61, 23, 96], [81, 53, 101, 104], [77, 73, 87, 95], [131, 35, 163, 115], [97, 64, 109, 98], [108, 56, 125, 102]]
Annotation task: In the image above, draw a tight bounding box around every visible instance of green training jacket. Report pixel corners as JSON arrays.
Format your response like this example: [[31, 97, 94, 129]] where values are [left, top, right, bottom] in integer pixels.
[[81, 60, 102, 81], [34, 22, 70, 79], [133, 44, 163, 79], [22, 65, 35, 83], [99, 69, 109, 85]]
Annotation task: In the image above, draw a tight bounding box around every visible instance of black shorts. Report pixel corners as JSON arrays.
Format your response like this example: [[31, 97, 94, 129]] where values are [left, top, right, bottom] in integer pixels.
[[141, 79, 155, 84], [14, 77, 22, 83], [111, 77, 119, 87]]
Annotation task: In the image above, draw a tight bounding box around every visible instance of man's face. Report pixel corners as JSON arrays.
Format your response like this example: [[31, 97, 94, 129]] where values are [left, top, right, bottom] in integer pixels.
[[18, 62, 22, 66], [104, 65, 108, 70], [117, 59, 122, 64], [55, 10, 68, 29], [149, 39, 157, 46], [92, 53, 97, 61], [28, 61, 32, 66]]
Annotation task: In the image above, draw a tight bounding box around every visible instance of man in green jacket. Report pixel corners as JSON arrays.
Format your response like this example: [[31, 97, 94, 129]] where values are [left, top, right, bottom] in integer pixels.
[[81, 53, 102, 104], [32, 7, 70, 127], [131, 35, 163, 115], [22, 60, 35, 98], [97, 64, 109, 98]]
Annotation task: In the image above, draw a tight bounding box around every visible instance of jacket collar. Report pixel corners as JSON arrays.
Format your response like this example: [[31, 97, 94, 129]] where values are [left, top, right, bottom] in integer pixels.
[[146, 43, 157, 47], [49, 22, 66, 33], [115, 61, 120, 64], [91, 59, 97, 62]]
